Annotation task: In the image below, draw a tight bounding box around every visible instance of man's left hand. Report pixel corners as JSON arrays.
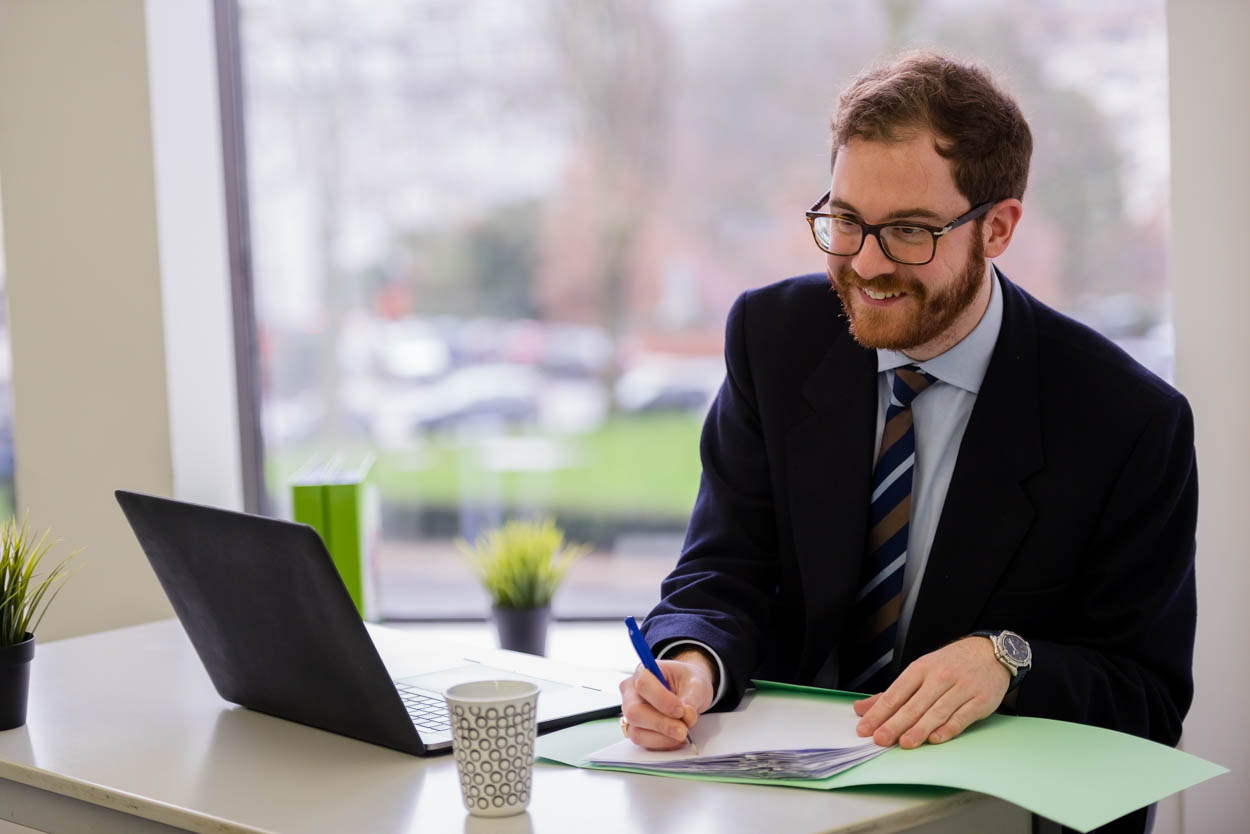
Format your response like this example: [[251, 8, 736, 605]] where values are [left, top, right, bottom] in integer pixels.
[[852, 636, 1010, 749]]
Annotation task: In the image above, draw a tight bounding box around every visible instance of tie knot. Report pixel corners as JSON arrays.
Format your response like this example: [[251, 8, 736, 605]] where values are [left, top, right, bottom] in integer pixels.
[[892, 364, 937, 407]]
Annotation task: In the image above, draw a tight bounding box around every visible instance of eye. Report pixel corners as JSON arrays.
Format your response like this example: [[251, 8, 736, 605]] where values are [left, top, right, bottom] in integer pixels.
[[890, 225, 926, 239]]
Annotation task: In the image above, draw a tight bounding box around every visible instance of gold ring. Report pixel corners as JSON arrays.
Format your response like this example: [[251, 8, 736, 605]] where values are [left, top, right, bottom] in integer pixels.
[[619, 715, 630, 737]]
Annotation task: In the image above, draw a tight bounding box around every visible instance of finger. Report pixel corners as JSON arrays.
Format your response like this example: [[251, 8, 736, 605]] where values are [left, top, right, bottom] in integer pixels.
[[927, 698, 988, 745], [852, 693, 880, 716], [620, 665, 694, 711], [621, 699, 696, 744], [897, 683, 968, 749], [620, 681, 694, 744], [856, 667, 923, 736], [618, 672, 649, 714], [626, 722, 688, 751], [872, 673, 957, 747], [633, 667, 686, 719]]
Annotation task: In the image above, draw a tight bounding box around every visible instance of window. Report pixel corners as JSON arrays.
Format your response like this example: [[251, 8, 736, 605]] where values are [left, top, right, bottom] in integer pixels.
[[0, 182, 17, 522], [236, 0, 1170, 618]]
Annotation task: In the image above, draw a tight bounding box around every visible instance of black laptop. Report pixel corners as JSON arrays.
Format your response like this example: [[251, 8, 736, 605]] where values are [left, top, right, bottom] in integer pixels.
[[115, 490, 622, 756]]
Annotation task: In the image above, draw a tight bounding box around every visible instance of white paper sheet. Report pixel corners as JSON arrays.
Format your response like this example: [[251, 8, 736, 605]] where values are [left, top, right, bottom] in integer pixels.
[[589, 690, 893, 778]]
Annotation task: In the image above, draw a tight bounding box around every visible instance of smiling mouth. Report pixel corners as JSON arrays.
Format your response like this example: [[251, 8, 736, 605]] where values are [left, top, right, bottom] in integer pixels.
[[858, 286, 907, 301]]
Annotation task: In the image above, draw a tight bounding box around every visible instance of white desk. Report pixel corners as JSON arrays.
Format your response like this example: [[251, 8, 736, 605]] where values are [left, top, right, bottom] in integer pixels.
[[0, 621, 1028, 833]]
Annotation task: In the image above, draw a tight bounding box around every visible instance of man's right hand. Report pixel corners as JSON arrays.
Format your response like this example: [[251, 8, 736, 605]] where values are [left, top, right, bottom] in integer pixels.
[[618, 650, 716, 750]]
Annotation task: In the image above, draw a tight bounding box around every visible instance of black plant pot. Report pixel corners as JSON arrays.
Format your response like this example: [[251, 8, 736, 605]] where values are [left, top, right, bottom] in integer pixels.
[[491, 605, 551, 656], [0, 633, 35, 731]]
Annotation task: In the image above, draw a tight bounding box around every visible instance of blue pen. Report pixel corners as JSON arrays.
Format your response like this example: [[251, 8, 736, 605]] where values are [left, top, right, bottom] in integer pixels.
[[624, 616, 700, 755]]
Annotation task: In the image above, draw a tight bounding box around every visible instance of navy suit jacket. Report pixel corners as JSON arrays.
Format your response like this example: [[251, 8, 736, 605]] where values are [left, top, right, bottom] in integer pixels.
[[644, 271, 1197, 752]]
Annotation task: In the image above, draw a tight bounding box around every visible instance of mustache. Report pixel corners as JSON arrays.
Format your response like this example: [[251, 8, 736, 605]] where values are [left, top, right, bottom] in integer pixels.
[[831, 266, 923, 297]]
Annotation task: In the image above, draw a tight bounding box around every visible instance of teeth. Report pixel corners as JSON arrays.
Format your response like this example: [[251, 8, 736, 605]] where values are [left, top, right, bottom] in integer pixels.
[[863, 288, 902, 300]]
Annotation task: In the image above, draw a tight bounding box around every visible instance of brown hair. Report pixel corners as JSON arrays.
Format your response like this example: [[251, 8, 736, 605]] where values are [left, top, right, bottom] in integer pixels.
[[830, 51, 1032, 204]]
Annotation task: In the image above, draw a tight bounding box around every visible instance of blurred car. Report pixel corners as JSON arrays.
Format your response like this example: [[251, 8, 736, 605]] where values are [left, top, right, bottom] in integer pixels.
[[421, 362, 542, 430], [615, 355, 725, 414], [357, 365, 609, 445], [456, 316, 508, 364], [376, 318, 452, 381], [541, 323, 615, 378]]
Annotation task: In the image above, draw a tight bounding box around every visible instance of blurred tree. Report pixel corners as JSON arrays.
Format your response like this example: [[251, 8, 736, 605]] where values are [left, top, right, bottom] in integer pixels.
[[664, 2, 879, 297], [246, 0, 554, 439], [886, 5, 1130, 305], [245, 0, 1162, 435], [403, 201, 541, 317], [288, 3, 354, 440], [537, 0, 674, 335]]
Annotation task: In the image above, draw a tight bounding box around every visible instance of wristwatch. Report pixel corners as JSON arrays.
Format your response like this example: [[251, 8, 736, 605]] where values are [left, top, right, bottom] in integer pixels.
[[971, 630, 1031, 692]]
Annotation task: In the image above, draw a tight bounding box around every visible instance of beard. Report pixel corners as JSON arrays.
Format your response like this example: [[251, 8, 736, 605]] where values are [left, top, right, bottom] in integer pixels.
[[829, 229, 985, 352]]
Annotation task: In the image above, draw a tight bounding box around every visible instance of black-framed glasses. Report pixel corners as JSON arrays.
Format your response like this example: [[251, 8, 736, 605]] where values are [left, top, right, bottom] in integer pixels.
[[804, 191, 995, 266]]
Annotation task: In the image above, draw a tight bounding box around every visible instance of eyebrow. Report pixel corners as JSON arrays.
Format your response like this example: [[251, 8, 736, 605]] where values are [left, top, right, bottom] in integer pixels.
[[829, 198, 946, 223]]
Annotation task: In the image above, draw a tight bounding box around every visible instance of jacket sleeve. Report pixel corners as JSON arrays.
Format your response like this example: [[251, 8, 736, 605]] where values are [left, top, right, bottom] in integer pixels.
[[1014, 392, 1198, 746], [640, 290, 780, 710]]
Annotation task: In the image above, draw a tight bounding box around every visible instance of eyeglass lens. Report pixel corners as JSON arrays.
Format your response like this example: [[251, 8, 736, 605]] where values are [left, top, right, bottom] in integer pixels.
[[811, 217, 935, 265]]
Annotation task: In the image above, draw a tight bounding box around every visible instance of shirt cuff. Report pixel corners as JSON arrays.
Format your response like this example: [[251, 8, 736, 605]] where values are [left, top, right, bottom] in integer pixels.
[[656, 639, 727, 708]]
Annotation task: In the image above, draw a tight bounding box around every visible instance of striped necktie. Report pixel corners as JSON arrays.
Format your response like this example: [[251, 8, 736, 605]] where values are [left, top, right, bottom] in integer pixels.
[[839, 364, 937, 694]]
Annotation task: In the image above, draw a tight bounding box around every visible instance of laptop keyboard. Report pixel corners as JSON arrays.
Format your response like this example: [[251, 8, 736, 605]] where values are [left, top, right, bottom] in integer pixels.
[[395, 683, 451, 732]]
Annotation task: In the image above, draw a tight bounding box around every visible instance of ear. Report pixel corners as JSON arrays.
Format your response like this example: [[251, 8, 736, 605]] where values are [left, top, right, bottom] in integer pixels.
[[982, 198, 1023, 259]]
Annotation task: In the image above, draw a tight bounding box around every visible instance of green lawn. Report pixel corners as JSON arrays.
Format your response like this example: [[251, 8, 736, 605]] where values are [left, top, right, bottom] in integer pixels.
[[267, 413, 706, 520]]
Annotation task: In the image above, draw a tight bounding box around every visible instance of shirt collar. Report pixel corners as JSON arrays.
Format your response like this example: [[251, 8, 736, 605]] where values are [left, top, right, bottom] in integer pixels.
[[875, 263, 1004, 394]]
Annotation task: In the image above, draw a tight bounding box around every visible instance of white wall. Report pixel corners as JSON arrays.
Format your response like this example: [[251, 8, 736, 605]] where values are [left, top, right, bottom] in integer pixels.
[[0, 0, 242, 640], [146, 0, 245, 512], [1168, 1, 1250, 832]]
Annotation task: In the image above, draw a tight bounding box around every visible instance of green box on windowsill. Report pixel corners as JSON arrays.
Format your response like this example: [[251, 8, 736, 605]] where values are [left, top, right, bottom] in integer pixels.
[[290, 453, 380, 621]]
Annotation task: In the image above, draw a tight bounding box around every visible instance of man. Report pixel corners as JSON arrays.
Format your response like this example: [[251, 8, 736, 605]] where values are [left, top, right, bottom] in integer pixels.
[[619, 52, 1196, 834]]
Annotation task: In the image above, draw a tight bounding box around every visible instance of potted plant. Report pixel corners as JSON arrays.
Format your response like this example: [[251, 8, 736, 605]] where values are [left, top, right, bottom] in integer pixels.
[[457, 518, 587, 656], [0, 516, 78, 730]]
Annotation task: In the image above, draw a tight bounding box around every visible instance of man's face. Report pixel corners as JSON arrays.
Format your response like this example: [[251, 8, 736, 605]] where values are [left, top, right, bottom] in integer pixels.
[[825, 135, 988, 355]]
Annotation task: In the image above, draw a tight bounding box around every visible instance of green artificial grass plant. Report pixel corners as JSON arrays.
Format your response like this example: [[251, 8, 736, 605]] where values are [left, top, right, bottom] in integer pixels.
[[0, 515, 79, 647], [457, 518, 588, 610]]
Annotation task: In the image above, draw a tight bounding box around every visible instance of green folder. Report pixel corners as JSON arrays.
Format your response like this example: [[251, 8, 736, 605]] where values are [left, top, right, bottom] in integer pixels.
[[290, 452, 380, 620], [536, 680, 1227, 833]]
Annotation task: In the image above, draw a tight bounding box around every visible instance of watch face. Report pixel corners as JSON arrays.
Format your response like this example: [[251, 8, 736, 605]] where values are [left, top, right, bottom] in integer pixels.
[[1002, 633, 1030, 664]]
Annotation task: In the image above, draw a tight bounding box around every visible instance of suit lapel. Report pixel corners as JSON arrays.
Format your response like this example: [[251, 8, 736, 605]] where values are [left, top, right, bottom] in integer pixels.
[[902, 276, 1045, 664], [786, 334, 876, 678]]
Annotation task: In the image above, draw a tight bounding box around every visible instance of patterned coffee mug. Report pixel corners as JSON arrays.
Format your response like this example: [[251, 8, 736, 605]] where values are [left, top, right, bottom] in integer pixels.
[[444, 679, 540, 818]]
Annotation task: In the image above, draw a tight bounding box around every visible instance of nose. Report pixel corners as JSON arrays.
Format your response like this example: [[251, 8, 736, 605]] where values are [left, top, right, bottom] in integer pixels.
[[851, 231, 897, 278]]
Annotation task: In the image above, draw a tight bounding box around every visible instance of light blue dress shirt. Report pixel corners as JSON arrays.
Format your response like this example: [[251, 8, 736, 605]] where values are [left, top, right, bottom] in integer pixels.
[[874, 264, 1003, 673], [662, 266, 1005, 704]]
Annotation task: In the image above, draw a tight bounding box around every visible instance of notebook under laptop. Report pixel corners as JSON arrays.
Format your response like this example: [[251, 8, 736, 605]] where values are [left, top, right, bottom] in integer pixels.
[[115, 489, 622, 756]]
